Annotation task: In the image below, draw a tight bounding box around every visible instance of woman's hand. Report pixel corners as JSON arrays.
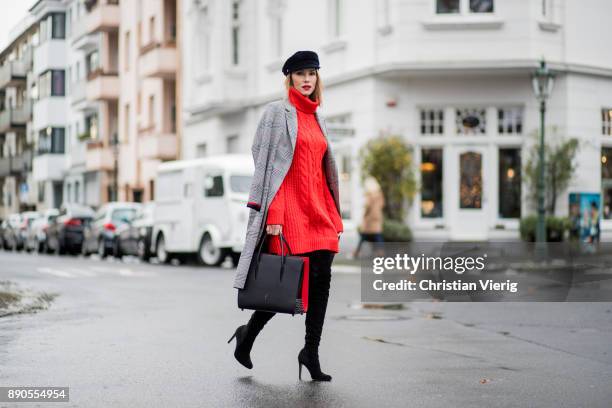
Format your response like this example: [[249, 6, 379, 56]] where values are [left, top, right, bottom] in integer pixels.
[[267, 224, 282, 235], [337, 231, 342, 239]]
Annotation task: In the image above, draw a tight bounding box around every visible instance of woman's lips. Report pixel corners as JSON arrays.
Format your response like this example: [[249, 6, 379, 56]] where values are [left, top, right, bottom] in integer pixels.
[[303, 86, 311, 89]]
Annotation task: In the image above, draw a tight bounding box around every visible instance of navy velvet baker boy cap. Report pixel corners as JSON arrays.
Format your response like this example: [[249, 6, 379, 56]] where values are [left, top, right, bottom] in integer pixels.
[[281, 50, 320, 76]]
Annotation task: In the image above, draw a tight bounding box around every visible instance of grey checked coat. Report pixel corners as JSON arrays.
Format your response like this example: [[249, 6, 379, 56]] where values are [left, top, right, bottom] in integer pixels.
[[233, 95, 342, 290]]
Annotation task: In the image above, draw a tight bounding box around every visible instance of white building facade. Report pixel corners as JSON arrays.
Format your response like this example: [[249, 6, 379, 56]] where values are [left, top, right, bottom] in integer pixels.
[[181, 0, 612, 241]]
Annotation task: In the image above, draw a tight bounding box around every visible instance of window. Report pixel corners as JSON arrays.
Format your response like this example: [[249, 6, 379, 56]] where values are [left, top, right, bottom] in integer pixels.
[[85, 113, 99, 140], [38, 69, 65, 98], [602, 148, 612, 219], [420, 109, 444, 135], [328, 0, 344, 37], [436, 0, 493, 14], [124, 31, 130, 71], [436, 0, 459, 13], [86, 50, 100, 77], [194, 3, 211, 75], [197, 143, 207, 157], [40, 13, 66, 42], [498, 107, 523, 134], [231, 0, 241, 65], [123, 104, 130, 142], [498, 148, 521, 218], [421, 148, 443, 217], [602, 108, 612, 136], [148, 95, 155, 127], [459, 151, 482, 209], [230, 175, 252, 193], [268, 9, 283, 58], [149, 16, 156, 44], [37, 128, 65, 155], [378, 0, 391, 29], [149, 180, 155, 201], [226, 134, 239, 153], [132, 189, 143, 203], [184, 183, 193, 198], [470, 0, 494, 13], [204, 175, 224, 197], [456, 108, 486, 135]]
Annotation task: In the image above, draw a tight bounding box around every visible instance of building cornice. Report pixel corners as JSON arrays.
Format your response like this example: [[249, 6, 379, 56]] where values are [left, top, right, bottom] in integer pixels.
[[185, 59, 612, 120]]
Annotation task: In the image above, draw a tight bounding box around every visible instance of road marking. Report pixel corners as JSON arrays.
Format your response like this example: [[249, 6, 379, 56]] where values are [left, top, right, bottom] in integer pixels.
[[36, 265, 156, 278], [37, 267, 77, 278]]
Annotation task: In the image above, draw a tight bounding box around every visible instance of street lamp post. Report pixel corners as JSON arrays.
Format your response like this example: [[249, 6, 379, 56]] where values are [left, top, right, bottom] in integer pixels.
[[531, 59, 555, 243]]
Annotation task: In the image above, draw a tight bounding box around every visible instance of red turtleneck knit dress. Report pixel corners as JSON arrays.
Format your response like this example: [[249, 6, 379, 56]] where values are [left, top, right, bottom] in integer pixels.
[[265, 86, 344, 255]]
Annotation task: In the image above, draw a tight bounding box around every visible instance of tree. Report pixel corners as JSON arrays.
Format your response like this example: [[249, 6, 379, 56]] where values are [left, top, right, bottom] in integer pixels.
[[359, 134, 417, 221], [524, 127, 579, 215]]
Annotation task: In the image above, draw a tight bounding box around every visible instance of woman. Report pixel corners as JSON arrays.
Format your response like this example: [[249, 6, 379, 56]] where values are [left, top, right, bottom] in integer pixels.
[[353, 176, 385, 259], [229, 50, 344, 382]]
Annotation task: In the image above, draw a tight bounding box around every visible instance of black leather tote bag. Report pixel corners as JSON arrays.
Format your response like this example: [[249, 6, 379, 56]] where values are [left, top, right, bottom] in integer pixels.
[[237, 231, 307, 315]]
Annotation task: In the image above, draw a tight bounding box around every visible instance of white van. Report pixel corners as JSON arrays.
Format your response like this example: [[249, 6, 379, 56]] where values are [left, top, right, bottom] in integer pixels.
[[152, 154, 254, 266]]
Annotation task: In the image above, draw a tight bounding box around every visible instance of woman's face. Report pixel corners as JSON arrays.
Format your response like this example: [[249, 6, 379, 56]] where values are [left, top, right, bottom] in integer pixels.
[[290, 68, 317, 96]]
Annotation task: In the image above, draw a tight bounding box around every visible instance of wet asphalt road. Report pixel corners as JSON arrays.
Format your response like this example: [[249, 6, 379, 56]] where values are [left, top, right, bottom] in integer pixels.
[[0, 251, 611, 408]]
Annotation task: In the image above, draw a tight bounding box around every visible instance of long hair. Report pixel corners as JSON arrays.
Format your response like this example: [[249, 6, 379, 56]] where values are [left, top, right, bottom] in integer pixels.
[[284, 69, 324, 106]]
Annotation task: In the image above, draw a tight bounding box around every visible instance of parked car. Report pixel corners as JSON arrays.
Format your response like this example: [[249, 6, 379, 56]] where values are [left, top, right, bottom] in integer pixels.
[[26, 208, 59, 253], [152, 154, 252, 266], [0, 218, 6, 249], [20, 211, 41, 252], [114, 202, 155, 261], [2, 213, 24, 251], [82, 202, 142, 258], [47, 204, 95, 255]]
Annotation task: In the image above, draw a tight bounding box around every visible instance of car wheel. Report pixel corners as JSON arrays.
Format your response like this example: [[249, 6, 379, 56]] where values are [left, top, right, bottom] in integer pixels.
[[156, 234, 170, 264], [113, 239, 122, 259], [197, 234, 225, 266], [97, 238, 108, 258], [55, 240, 66, 256], [137, 239, 150, 262], [81, 241, 89, 257]]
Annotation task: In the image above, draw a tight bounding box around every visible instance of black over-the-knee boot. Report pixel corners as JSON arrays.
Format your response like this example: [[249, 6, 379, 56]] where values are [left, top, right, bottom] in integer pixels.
[[228, 310, 275, 369], [299, 250, 334, 381]]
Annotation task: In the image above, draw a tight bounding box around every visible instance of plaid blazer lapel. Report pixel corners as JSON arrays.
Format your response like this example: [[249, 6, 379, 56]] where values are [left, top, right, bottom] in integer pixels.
[[283, 97, 298, 154]]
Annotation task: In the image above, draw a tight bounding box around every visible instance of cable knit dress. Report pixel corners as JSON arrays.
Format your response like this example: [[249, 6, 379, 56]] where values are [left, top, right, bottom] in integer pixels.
[[265, 86, 344, 255]]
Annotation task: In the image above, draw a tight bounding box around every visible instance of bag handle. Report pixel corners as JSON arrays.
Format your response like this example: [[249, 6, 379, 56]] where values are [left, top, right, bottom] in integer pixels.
[[252, 229, 293, 280]]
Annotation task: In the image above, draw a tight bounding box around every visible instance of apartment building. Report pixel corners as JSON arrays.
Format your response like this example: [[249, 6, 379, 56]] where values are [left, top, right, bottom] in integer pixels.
[[119, 0, 179, 203], [30, 0, 69, 211], [67, 0, 120, 207], [180, 0, 612, 240], [0, 14, 36, 218]]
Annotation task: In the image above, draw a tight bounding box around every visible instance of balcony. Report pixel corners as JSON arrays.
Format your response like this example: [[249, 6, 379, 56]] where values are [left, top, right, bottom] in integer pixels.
[[0, 59, 28, 89], [2, 150, 34, 176], [139, 41, 177, 79], [71, 80, 87, 106], [84, 0, 120, 36], [86, 140, 115, 171], [0, 157, 9, 177], [138, 126, 177, 160], [86, 70, 119, 101], [0, 104, 31, 133], [33, 154, 66, 181]]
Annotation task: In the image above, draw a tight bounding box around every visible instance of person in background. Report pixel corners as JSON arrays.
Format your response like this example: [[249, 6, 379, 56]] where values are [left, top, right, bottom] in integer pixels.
[[588, 201, 600, 244], [352, 176, 385, 259]]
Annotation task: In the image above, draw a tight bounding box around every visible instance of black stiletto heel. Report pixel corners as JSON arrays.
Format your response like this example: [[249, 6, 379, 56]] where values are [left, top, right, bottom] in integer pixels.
[[297, 347, 332, 381], [227, 325, 253, 369], [298, 361, 303, 380]]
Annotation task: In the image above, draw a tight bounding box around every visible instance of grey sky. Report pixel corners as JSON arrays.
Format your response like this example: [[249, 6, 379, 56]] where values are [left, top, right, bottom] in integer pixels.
[[0, 0, 37, 50]]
